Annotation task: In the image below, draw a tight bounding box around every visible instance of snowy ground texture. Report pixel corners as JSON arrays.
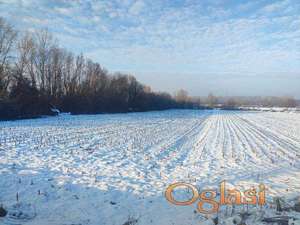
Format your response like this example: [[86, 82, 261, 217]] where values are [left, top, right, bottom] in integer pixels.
[[0, 110, 300, 225]]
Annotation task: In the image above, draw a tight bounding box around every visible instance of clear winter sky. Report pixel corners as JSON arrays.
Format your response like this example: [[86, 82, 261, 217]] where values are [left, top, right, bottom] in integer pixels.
[[0, 0, 299, 97]]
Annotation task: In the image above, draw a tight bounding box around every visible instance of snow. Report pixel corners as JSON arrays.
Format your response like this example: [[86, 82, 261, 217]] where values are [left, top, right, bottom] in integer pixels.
[[0, 110, 300, 225], [50, 108, 60, 114]]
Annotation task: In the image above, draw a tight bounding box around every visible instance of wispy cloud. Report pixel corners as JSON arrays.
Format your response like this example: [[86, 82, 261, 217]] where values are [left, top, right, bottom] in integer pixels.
[[0, 0, 299, 96]]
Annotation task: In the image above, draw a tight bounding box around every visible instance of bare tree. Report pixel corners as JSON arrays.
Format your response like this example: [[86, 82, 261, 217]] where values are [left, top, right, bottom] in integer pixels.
[[175, 89, 189, 103], [128, 75, 144, 110], [34, 29, 55, 92], [207, 93, 218, 108], [14, 33, 35, 81], [223, 98, 237, 109], [281, 96, 297, 108], [0, 18, 17, 97]]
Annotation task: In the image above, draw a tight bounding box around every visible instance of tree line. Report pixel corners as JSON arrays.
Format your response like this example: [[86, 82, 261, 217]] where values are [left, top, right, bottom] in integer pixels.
[[0, 18, 298, 120], [208, 95, 298, 109], [0, 18, 201, 120]]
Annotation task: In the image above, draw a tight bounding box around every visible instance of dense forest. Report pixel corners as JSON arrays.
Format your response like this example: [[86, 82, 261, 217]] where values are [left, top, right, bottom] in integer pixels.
[[0, 17, 298, 120], [0, 18, 201, 120]]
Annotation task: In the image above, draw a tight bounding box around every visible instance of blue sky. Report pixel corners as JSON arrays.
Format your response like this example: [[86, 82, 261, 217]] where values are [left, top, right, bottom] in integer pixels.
[[0, 0, 300, 97]]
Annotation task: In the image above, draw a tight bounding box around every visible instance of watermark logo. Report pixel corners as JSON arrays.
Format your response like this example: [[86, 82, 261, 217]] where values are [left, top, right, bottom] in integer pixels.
[[165, 181, 266, 214]]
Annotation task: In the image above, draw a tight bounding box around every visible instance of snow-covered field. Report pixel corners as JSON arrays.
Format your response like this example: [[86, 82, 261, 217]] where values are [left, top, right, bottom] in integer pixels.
[[0, 110, 300, 225]]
